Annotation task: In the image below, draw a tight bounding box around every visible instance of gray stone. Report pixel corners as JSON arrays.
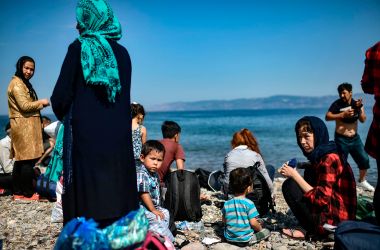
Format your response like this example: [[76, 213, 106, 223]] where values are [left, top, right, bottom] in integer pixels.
[[211, 242, 242, 250], [181, 242, 207, 250]]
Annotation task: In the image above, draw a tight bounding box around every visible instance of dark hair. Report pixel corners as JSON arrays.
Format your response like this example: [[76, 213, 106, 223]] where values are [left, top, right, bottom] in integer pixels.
[[141, 140, 165, 157], [161, 121, 181, 139], [5, 122, 11, 132], [15, 56, 38, 100], [229, 168, 253, 194], [295, 119, 313, 135], [337, 82, 352, 94], [131, 102, 145, 118], [41, 116, 51, 122]]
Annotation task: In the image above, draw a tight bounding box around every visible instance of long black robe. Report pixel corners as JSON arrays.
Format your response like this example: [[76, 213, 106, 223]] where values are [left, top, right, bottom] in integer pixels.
[[51, 39, 138, 224]]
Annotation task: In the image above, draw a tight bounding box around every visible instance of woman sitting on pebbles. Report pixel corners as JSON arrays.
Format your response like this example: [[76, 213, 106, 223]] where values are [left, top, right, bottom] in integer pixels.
[[279, 116, 356, 239], [222, 128, 274, 198]]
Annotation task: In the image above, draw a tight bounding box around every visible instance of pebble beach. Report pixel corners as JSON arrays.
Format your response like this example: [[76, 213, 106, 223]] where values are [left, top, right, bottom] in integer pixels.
[[0, 178, 374, 250]]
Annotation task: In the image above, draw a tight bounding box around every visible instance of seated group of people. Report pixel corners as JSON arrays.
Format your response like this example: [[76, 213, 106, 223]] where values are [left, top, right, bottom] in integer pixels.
[[132, 108, 361, 246]]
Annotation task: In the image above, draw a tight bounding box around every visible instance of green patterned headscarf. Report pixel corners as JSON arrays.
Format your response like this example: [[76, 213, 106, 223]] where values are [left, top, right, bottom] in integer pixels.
[[76, 0, 122, 102]]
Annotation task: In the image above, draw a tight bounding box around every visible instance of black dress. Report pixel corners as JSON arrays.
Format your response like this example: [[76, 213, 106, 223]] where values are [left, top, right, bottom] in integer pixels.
[[51, 39, 139, 224]]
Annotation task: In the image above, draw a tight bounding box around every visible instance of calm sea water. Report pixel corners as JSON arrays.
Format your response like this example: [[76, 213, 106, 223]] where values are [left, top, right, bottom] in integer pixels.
[[0, 108, 377, 185]]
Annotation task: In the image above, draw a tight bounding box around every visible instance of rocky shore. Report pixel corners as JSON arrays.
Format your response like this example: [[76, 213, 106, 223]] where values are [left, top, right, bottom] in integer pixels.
[[0, 178, 374, 249]]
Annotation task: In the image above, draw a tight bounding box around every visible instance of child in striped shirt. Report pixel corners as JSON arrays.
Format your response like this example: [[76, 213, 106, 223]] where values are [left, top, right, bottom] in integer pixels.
[[222, 167, 271, 246]]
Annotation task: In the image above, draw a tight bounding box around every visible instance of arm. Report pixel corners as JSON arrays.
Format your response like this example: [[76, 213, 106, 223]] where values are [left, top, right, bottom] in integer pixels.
[[175, 158, 185, 170], [249, 217, 263, 232], [36, 138, 55, 165], [257, 156, 274, 194], [303, 155, 339, 209], [141, 126, 147, 144], [140, 192, 164, 220], [358, 106, 366, 123], [51, 41, 80, 121], [10, 83, 45, 113], [325, 110, 355, 121]]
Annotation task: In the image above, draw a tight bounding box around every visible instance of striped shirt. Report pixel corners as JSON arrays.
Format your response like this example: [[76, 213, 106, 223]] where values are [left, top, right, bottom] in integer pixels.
[[222, 196, 259, 242]]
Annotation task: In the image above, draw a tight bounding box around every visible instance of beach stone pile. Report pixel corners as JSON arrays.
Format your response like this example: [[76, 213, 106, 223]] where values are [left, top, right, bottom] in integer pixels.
[[0, 178, 374, 249]]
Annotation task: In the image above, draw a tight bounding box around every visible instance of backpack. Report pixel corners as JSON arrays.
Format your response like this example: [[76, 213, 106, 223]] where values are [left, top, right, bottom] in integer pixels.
[[135, 231, 175, 250], [195, 168, 212, 190], [164, 170, 202, 222], [334, 221, 380, 250], [245, 162, 275, 216]]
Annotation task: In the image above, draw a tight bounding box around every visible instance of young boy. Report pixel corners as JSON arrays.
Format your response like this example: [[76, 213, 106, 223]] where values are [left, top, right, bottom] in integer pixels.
[[222, 167, 271, 246], [136, 140, 174, 241], [158, 121, 185, 184]]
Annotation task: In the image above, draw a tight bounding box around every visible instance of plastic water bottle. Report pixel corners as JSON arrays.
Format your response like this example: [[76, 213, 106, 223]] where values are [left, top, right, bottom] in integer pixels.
[[188, 221, 205, 240]]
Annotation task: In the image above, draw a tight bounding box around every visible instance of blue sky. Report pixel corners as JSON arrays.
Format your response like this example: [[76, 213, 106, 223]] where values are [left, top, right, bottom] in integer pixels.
[[0, 0, 379, 115]]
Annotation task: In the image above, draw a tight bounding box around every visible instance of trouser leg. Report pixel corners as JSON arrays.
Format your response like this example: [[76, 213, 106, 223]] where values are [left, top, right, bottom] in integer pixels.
[[12, 161, 23, 195], [14, 159, 37, 197], [282, 178, 316, 233]]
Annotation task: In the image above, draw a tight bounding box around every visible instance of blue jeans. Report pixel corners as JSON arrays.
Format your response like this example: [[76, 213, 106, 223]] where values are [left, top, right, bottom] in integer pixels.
[[335, 133, 370, 170]]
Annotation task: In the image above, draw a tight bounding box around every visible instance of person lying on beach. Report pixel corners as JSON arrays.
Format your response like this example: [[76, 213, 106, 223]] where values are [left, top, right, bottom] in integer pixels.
[[131, 102, 147, 166], [222, 167, 271, 246], [158, 121, 185, 185], [137, 140, 174, 241], [221, 128, 274, 198], [279, 116, 356, 240]]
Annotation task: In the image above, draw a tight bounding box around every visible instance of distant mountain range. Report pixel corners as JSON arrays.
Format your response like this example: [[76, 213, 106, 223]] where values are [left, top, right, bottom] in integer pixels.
[[147, 94, 376, 111]]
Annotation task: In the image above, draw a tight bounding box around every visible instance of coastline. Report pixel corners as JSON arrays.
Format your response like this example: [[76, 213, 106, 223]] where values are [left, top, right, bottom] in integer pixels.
[[0, 177, 374, 249]]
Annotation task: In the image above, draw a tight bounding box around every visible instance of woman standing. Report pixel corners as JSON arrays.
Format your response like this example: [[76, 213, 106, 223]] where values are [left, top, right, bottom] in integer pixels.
[[51, 0, 138, 227], [7, 56, 50, 199], [222, 128, 274, 197], [279, 116, 356, 239]]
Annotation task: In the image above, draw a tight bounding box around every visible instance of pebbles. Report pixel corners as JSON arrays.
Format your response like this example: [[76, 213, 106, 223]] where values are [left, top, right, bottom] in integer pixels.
[[0, 178, 374, 249]]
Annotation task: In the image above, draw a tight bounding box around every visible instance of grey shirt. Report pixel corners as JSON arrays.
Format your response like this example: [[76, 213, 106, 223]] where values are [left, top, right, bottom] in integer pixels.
[[222, 145, 273, 195]]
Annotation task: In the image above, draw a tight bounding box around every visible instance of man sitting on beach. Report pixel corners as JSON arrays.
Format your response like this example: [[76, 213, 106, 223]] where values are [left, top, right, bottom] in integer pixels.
[[158, 121, 185, 185], [325, 82, 374, 191]]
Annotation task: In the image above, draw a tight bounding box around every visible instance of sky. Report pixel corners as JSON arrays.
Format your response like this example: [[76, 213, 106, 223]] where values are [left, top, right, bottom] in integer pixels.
[[0, 0, 379, 115]]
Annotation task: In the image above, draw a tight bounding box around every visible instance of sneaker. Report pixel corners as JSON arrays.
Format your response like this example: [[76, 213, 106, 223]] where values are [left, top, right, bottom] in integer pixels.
[[250, 228, 271, 244], [357, 180, 375, 192]]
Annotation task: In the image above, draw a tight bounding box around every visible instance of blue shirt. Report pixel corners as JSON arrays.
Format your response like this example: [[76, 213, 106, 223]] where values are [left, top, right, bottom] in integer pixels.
[[136, 164, 161, 208], [222, 196, 259, 242]]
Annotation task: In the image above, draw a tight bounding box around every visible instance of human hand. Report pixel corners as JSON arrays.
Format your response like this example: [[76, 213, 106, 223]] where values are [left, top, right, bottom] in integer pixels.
[[355, 98, 364, 109], [39, 99, 50, 107], [152, 209, 164, 220], [342, 108, 354, 118], [278, 163, 298, 178]]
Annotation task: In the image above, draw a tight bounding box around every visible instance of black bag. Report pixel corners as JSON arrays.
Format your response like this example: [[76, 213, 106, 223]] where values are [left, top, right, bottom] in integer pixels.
[[36, 174, 57, 200], [164, 170, 202, 222], [195, 168, 212, 190], [245, 162, 275, 216], [334, 221, 380, 250]]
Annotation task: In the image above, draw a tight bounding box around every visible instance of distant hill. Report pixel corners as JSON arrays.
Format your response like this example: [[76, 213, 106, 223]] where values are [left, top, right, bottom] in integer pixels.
[[147, 94, 376, 111]]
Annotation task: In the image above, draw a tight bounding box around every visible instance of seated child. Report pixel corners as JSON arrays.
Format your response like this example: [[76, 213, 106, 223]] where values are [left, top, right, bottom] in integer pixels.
[[136, 140, 174, 241], [222, 167, 271, 246]]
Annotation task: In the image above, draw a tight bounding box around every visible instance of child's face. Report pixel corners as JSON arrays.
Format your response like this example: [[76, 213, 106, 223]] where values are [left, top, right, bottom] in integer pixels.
[[140, 150, 164, 173]]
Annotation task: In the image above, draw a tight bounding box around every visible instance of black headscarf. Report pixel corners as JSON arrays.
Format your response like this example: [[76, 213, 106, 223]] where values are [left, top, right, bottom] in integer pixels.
[[295, 116, 338, 164], [15, 56, 38, 100]]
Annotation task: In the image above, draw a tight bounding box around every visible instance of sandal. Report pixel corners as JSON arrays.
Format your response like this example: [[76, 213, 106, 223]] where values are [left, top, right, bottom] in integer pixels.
[[282, 226, 307, 240]]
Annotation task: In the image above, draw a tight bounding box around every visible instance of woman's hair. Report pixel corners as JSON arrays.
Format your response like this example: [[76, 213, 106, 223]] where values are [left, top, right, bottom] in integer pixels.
[[131, 102, 145, 118], [14, 56, 37, 99], [229, 167, 253, 194], [231, 128, 261, 155], [141, 140, 165, 158], [296, 120, 313, 135]]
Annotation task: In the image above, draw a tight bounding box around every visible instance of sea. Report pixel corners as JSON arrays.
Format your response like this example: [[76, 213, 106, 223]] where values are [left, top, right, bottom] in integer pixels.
[[0, 108, 377, 185]]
